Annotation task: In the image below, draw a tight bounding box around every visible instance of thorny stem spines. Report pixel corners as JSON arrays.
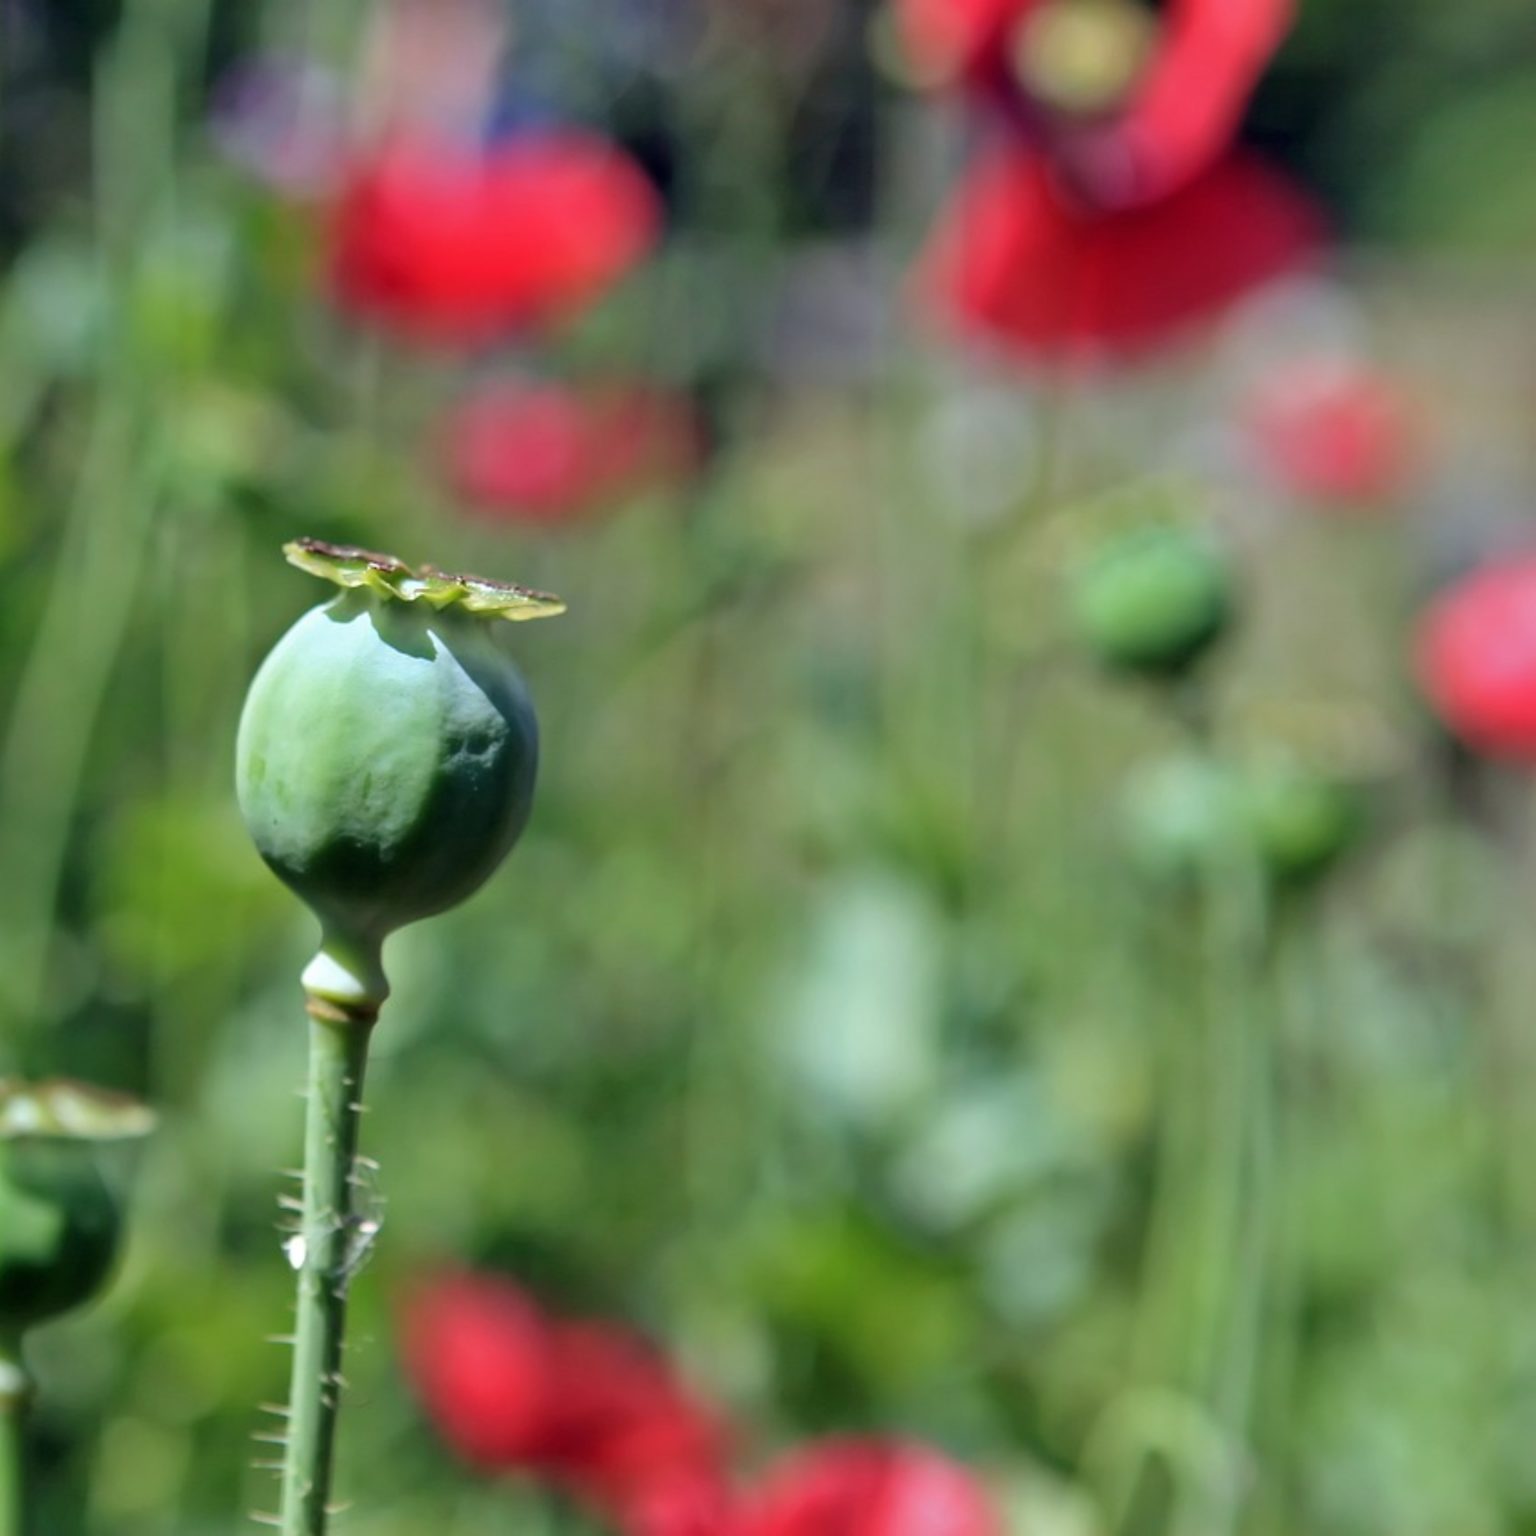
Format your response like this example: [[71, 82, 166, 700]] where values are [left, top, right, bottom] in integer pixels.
[[275, 1009, 374, 1536]]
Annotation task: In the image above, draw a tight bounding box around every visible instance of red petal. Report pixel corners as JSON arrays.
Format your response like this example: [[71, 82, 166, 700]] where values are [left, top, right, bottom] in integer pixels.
[[441, 381, 701, 524], [329, 132, 660, 346], [740, 1440, 999, 1536], [919, 145, 1324, 365], [1417, 558, 1536, 761], [1091, 0, 1295, 205], [400, 1273, 555, 1468], [538, 1320, 728, 1509], [1244, 361, 1419, 507]]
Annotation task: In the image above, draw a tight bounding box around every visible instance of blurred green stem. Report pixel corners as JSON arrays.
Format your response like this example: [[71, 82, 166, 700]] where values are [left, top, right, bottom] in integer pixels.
[[1245, 902, 1307, 1536], [1130, 901, 1202, 1382], [279, 1012, 374, 1536], [0, 0, 210, 1058], [1198, 864, 1273, 1534], [0, 1340, 28, 1536], [1158, 851, 1270, 1536], [957, 369, 1075, 903], [1116, 866, 1270, 1536], [0, 397, 154, 1055], [1116, 702, 1274, 1536], [668, 44, 789, 1237]]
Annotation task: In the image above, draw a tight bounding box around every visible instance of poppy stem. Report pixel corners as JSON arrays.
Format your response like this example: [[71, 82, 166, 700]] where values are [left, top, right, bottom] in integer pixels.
[[0, 1342, 29, 1536], [279, 1005, 375, 1536], [1245, 903, 1307, 1536]]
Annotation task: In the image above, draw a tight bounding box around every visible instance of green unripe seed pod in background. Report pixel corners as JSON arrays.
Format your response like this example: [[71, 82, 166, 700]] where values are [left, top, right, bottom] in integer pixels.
[[0, 1145, 115, 1333], [1071, 525, 1233, 679], [1120, 754, 1249, 883], [0, 1081, 153, 1337], [237, 541, 564, 1013], [1243, 762, 1365, 886]]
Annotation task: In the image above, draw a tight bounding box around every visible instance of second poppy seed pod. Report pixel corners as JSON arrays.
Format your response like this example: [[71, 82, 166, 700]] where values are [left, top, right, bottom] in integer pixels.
[[0, 1143, 117, 1332], [1120, 754, 1247, 882], [236, 541, 564, 1012], [1243, 763, 1364, 886], [0, 1081, 153, 1334], [1072, 525, 1232, 679]]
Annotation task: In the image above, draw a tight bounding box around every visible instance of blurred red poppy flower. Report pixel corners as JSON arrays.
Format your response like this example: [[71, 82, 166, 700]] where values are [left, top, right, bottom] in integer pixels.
[[1243, 360, 1419, 508], [895, 0, 1292, 210], [1057, 0, 1294, 208], [442, 380, 702, 525], [536, 1319, 729, 1514], [329, 133, 661, 345], [919, 144, 1321, 364], [625, 1472, 739, 1536], [1415, 557, 1536, 761], [402, 1273, 729, 1527], [740, 1440, 998, 1536], [402, 1272, 552, 1468]]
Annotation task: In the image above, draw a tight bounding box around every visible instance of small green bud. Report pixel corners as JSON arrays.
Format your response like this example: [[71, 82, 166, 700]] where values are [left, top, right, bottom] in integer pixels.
[[1120, 754, 1248, 882], [236, 541, 563, 1012], [1243, 763, 1364, 885], [0, 1080, 153, 1334], [1071, 526, 1232, 678]]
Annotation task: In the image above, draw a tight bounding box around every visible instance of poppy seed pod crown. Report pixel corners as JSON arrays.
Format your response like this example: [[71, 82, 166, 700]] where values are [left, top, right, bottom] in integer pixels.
[[236, 540, 563, 1015]]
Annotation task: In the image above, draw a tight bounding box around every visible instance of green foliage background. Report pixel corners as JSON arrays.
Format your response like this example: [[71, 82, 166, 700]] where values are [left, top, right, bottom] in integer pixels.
[[3, 3, 1536, 1535]]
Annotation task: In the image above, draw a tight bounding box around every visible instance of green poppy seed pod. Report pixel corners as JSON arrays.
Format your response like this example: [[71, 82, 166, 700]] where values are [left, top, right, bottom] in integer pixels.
[[1242, 763, 1364, 886], [0, 1145, 116, 1333], [236, 541, 565, 1015], [0, 1081, 153, 1335], [1071, 526, 1232, 679]]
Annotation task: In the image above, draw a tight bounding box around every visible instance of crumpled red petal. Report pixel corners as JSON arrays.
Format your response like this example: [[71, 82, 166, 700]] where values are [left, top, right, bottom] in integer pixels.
[[918, 144, 1324, 365]]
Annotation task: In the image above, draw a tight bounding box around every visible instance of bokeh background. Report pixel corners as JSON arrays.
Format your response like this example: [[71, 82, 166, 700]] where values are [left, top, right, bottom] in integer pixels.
[[6, 2, 1536, 1533]]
